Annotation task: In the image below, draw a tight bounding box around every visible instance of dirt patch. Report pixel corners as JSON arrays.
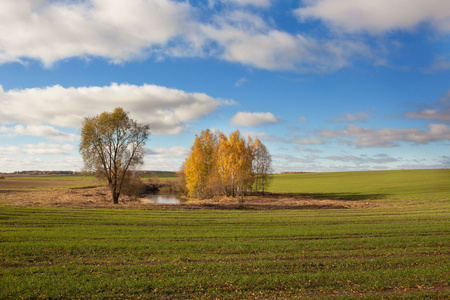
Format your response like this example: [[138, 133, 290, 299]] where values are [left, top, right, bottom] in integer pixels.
[[0, 187, 377, 209]]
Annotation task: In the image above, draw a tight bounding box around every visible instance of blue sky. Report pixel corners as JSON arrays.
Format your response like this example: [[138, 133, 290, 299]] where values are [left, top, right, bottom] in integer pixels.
[[1, 0, 450, 173]]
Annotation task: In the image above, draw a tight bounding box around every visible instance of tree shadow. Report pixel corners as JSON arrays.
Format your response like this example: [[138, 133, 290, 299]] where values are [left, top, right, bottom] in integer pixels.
[[290, 192, 387, 201]]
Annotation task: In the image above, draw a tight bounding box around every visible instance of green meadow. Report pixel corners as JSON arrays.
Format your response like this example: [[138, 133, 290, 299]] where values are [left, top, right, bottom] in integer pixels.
[[0, 169, 449, 299]]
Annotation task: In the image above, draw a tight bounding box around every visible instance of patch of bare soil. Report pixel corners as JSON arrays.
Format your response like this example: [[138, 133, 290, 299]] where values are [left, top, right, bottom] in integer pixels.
[[0, 187, 377, 209]]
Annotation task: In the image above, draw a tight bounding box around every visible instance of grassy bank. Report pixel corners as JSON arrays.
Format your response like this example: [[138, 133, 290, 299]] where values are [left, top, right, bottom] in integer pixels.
[[0, 169, 449, 299]]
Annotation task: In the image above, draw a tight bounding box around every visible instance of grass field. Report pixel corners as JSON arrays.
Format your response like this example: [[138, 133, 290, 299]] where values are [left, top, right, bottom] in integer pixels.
[[0, 169, 449, 299], [270, 169, 450, 205]]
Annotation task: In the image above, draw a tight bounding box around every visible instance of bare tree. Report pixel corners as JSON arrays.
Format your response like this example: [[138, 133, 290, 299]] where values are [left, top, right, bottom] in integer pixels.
[[252, 138, 273, 194], [79, 107, 150, 204]]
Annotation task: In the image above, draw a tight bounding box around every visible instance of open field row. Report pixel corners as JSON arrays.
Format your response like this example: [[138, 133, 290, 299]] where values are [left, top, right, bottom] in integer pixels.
[[1, 205, 449, 299], [0, 169, 449, 298]]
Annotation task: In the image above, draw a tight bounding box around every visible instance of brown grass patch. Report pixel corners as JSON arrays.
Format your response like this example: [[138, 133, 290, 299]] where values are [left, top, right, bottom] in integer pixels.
[[0, 177, 377, 209], [0, 186, 376, 209]]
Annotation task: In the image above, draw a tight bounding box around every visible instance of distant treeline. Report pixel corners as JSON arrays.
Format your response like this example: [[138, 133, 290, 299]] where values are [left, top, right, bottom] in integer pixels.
[[279, 172, 310, 174], [7, 171, 80, 175], [1, 170, 176, 176]]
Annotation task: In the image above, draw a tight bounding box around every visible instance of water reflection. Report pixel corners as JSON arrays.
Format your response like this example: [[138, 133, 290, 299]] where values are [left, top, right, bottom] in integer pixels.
[[141, 194, 182, 204]]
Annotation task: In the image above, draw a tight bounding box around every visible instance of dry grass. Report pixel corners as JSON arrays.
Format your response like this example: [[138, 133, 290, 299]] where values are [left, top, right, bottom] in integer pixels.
[[0, 187, 375, 210], [0, 175, 377, 209]]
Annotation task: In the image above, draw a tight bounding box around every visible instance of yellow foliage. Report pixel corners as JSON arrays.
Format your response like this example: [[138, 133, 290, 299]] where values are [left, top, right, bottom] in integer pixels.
[[184, 129, 216, 198], [184, 129, 270, 200]]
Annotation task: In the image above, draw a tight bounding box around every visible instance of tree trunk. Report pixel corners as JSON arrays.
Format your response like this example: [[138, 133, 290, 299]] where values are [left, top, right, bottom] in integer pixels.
[[113, 193, 119, 204], [110, 185, 120, 204]]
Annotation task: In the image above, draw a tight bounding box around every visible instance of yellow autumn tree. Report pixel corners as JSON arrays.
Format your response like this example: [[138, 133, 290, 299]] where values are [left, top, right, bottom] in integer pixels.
[[184, 129, 216, 198], [184, 129, 271, 201], [79, 107, 150, 204], [218, 130, 253, 201]]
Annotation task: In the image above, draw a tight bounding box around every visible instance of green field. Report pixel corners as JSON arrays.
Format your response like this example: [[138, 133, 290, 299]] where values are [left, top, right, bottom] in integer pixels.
[[270, 169, 450, 204], [0, 169, 449, 299]]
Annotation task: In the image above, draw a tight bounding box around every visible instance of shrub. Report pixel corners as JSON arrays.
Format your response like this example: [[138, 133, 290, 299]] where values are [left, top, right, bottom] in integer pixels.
[[121, 174, 146, 199]]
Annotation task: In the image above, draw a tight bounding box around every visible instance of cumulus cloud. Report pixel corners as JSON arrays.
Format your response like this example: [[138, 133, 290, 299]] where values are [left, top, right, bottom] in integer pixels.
[[329, 112, 373, 123], [146, 146, 189, 158], [274, 154, 320, 164], [221, 0, 272, 7], [0, 1, 373, 72], [0, 155, 82, 172], [0, 124, 77, 142], [319, 124, 450, 147], [404, 90, 450, 123], [0, 83, 223, 134], [230, 111, 280, 127], [296, 146, 321, 153], [0, 143, 74, 156], [325, 154, 398, 164], [295, 137, 324, 145], [295, 0, 450, 34], [201, 10, 370, 71], [405, 110, 450, 123], [0, 0, 197, 66], [144, 146, 189, 171]]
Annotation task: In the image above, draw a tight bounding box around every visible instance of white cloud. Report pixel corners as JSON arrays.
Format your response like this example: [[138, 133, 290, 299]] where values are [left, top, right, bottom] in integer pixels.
[[329, 112, 373, 123], [404, 91, 450, 123], [295, 0, 450, 34], [144, 146, 189, 171], [230, 111, 280, 127], [295, 137, 324, 145], [296, 146, 321, 153], [405, 110, 450, 123], [325, 154, 398, 164], [0, 1, 372, 72], [0, 143, 74, 156], [235, 77, 248, 87], [0, 124, 78, 142], [0, 0, 196, 66], [221, 0, 271, 7], [0, 83, 223, 134], [274, 154, 320, 164], [297, 116, 308, 122], [146, 146, 189, 159], [0, 155, 82, 172], [241, 131, 283, 143], [319, 124, 450, 147], [201, 10, 370, 71], [425, 55, 450, 72]]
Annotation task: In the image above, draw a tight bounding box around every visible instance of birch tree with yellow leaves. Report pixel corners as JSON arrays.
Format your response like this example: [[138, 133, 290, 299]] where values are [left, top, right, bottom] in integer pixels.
[[184, 129, 272, 200], [184, 129, 217, 198]]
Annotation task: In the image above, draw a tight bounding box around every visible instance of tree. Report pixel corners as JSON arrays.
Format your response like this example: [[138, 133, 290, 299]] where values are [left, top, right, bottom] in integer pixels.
[[79, 107, 150, 204], [183, 129, 270, 201], [216, 130, 253, 201], [251, 137, 273, 194], [184, 129, 216, 198]]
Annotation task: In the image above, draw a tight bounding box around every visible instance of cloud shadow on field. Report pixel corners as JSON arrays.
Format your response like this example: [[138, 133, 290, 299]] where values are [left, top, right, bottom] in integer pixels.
[[291, 192, 387, 201]]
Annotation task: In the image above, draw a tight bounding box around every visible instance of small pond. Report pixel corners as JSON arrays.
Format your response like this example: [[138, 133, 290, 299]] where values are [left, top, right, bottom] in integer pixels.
[[141, 194, 183, 204]]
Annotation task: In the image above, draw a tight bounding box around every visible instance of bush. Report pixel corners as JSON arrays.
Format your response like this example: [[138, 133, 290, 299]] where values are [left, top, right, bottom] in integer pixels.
[[121, 174, 146, 199], [158, 179, 188, 195], [0, 176, 5, 179]]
